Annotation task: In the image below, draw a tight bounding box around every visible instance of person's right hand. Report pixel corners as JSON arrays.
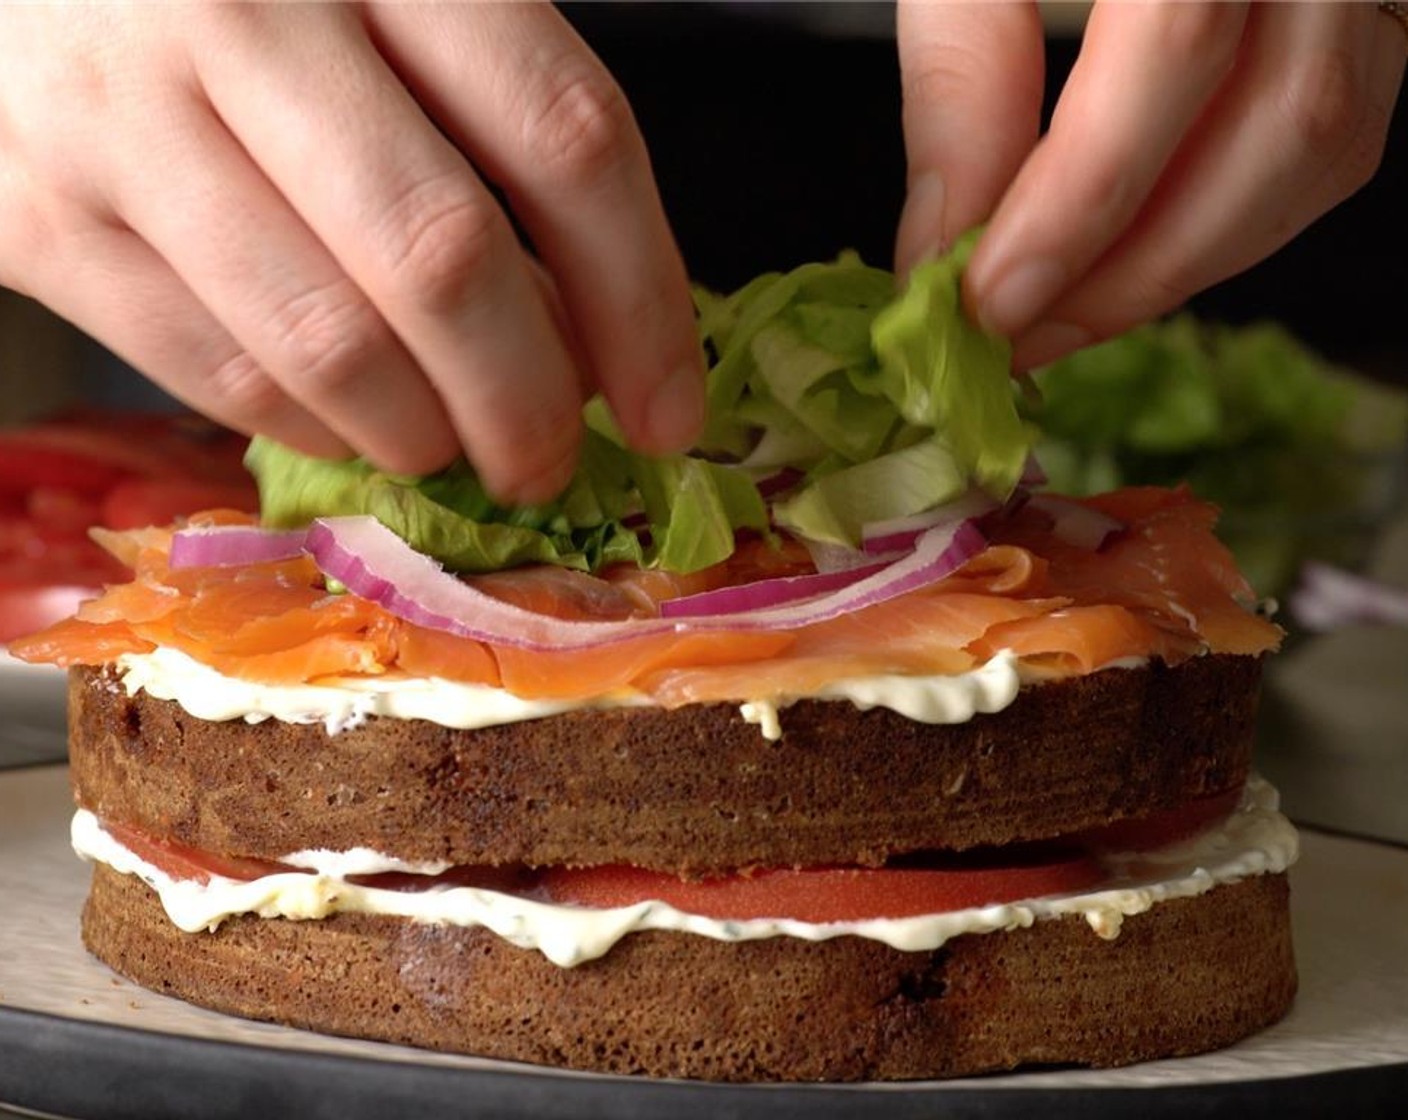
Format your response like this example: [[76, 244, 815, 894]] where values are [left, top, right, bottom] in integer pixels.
[[0, 2, 704, 504]]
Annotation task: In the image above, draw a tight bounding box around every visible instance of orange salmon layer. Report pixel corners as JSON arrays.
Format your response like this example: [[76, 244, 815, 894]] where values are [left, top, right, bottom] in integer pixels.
[[8, 487, 1282, 704]]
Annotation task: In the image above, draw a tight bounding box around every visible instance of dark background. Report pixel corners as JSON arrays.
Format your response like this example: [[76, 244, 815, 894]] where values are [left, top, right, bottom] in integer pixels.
[[565, 2, 1407, 384], [10, 1, 1403, 413]]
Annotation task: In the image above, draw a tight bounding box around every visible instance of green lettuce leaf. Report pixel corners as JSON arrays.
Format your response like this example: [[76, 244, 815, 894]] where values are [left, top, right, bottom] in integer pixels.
[[248, 437, 632, 573], [696, 237, 1031, 545], [771, 438, 966, 546], [250, 236, 1027, 570], [248, 426, 768, 575], [869, 229, 1030, 496], [1023, 314, 1408, 596], [697, 252, 896, 458]]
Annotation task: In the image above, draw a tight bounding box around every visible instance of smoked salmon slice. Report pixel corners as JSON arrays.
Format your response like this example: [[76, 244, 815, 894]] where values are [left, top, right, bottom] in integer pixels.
[[989, 487, 1282, 658], [7, 487, 1281, 701]]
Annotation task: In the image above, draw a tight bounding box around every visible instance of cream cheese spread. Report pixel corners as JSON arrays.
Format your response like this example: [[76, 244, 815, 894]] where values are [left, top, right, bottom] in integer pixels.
[[113, 646, 1033, 739], [71, 777, 1298, 969], [114, 647, 617, 735], [739, 651, 1023, 740]]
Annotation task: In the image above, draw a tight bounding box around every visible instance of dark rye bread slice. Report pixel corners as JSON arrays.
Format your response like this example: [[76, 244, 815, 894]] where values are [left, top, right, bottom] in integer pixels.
[[83, 863, 1297, 1082], [69, 654, 1262, 874]]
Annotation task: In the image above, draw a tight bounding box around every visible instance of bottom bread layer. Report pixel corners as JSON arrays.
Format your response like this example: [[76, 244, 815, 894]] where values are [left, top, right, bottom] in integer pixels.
[[82, 865, 1297, 1082]]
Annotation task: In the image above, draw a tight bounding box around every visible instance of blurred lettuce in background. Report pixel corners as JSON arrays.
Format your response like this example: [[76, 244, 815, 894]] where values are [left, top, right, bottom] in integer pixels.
[[1022, 316, 1408, 599]]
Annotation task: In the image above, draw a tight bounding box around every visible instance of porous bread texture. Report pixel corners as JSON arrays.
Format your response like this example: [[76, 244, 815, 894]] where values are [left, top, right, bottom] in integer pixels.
[[83, 865, 1297, 1082], [69, 654, 1294, 1080], [68, 654, 1263, 874]]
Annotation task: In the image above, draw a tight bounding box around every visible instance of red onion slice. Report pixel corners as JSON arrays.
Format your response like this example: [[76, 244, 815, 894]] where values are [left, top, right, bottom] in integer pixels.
[[1289, 562, 1408, 633], [304, 515, 987, 652], [660, 561, 890, 619], [1026, 495, 1123, 551], [801, 536, 891, 575], [304, 518, 630, 650], [169, 525, 309, 569], [861, 491, 1000, 555], [1020, 452, 1048, 488]]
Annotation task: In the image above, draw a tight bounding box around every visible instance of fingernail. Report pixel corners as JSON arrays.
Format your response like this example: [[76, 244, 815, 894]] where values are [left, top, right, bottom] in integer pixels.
[[894, 171, 947, 277], [1012, 321, 1092, 371], [645, 359, 706, 453], [977, 258, 1067, 337]]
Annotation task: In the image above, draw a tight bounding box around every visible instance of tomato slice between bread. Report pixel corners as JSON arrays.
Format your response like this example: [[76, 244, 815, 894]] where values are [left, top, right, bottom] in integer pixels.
[[93, 785, 1242, 920], [102, 821, 296, 884], [99, 820, 534, 893], [539, 857, 1107, 923], [97, 815, 1106, 918], [1077, 788, 1242, 852]]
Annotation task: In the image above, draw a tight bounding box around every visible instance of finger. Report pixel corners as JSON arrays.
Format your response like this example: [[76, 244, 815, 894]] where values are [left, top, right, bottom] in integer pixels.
[[965, 1, 1250, 339], [893, 0, 1045, 276], [191, 4, 585, 503], [17, 212, 349, 458], [103, 96, 463, 477], [366, 1, 705, 457], [1011, 2, 1402, 370], [0, 160, 37, 298], [524, 256, 594, 403]]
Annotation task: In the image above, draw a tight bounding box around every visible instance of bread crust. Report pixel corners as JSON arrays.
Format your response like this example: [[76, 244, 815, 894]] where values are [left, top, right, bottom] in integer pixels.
[[68, 655, 1262, 873], [82, 864, 1297, 1082]]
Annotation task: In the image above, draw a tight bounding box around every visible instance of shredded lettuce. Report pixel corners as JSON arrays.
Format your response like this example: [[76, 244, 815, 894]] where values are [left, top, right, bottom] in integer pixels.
[[249, 430, 767, 575], [248, 236, 1029, 573], [700, 234, 1031, 545], [1024, 316, 1408, 596]]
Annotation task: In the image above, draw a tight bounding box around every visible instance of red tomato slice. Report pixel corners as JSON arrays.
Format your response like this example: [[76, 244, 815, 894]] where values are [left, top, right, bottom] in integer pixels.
[[1, 422, 193, 482], [100, 478, 259, 531], [347, 865, 536, 894], [101, 821, 296, 884], [539, 855, 1108, 923], [0, 583, 105, 644], [0, 444, 131, 497], [97, 819, 530, 893], [26, 487, 105, 533], [1076, 788, 1243, 852], [2, 411, 253, 490], [91, 813, 1107, 920], [0, 517, 78, 562]]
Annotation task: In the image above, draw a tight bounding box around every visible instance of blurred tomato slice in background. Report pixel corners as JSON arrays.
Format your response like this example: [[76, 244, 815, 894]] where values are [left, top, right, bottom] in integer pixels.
[[0, 408, 259, 645]]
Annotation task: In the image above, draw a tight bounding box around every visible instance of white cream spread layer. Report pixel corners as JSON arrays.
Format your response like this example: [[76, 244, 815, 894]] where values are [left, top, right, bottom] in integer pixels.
[[113, 646, 1030, 739], [114, 648, 610, 736], [71, 778, 1298, 969]]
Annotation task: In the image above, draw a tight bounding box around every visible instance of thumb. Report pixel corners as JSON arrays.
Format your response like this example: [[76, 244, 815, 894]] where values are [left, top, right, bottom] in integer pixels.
[[894, 0, 1046, 277]]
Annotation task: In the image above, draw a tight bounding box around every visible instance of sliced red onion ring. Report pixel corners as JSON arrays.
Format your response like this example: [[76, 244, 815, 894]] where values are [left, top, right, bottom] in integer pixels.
[[1026, 495, 1123, 551], [304, 515, 987, 652], [660, 561, 890, 619], [1289, 562, 1408, 633], [169, 525, 308, 569], [801, 537, 889, 575], [861, 491, 1000, 555]]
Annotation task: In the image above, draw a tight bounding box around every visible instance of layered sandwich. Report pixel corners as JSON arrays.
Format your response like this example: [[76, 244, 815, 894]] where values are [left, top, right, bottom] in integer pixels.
[[11, 240, 1297, 1082]]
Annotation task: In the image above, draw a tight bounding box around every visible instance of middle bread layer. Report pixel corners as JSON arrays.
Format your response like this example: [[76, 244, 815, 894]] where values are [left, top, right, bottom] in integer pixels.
[[69, 654, 1262, 873]]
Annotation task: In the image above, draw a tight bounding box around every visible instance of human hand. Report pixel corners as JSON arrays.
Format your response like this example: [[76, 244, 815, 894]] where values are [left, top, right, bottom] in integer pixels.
[[0, 2, 703, 504], [894, 1, 1406, 371]]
